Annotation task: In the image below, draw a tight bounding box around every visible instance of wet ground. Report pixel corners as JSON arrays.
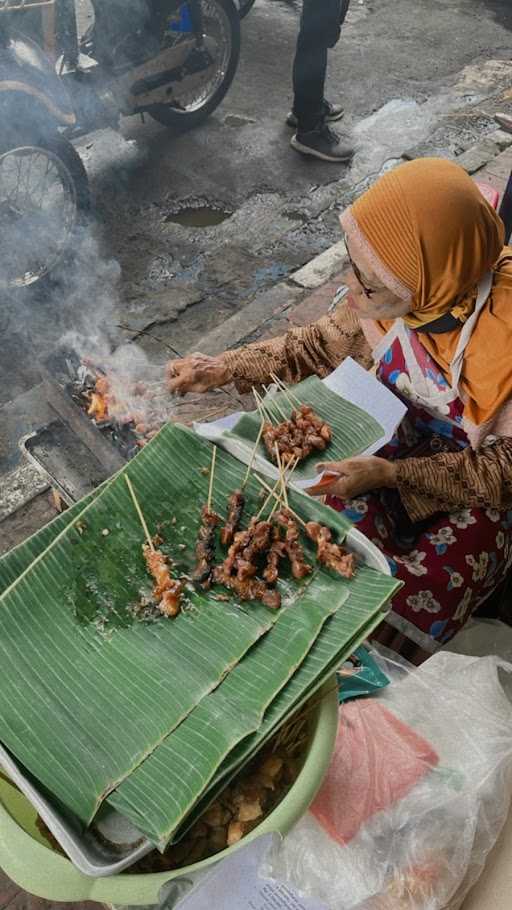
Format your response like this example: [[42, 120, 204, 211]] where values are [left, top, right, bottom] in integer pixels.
[[1, 0, 512, 456]]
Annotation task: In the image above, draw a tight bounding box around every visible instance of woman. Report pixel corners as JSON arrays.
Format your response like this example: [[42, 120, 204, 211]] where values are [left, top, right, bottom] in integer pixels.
[[167, 158, 512, 663]]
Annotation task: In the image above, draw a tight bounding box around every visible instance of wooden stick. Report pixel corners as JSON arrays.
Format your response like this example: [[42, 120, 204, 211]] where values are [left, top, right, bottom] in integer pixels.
[[254, 387, 279, 424], [255, 476, 282, 521], [242, 418, 265, 490], [269, 498, 281, 520], [263, 386, 288, 422], [125, 475, 155, 550], [253, 475, 308, 529], [207, 446, 217, 513], [254, 454, 298, 520], [274, 442, 288, 509], [252, 388, 274, 425], [270, 372, 302, 408]]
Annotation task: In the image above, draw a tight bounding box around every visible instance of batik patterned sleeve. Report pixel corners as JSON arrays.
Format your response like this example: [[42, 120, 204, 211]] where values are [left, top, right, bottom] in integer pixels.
[[221, 303, 372, 390], [396, 438, 512, 521]]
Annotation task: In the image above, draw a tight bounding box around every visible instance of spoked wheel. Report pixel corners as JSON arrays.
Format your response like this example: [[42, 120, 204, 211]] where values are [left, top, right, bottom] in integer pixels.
[[239, 0, 256, 17], [149, 0, 240, 131], [0, 131, 89, 291]]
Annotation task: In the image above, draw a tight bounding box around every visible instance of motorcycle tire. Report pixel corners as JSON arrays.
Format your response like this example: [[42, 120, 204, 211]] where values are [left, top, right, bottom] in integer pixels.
[[0, 128, 90, 291], [239, 0, 256, 17], [149, 0, 241, 131]]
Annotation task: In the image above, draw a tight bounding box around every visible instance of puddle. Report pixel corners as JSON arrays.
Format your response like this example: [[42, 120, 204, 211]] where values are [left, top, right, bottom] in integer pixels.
[[165, 204, 233, 228]]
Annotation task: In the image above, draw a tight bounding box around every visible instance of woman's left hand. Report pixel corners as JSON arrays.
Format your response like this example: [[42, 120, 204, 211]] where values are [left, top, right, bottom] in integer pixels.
[[310, 456, 397, 499]]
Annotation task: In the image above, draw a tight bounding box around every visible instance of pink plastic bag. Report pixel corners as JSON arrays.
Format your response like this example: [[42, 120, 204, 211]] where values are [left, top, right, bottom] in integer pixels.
[[311, 699, 438, 845]]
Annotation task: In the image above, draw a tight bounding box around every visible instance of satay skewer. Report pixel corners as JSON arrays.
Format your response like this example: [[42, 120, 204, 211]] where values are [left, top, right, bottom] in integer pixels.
[[207, 446, 217, 513], [221, 425, 264, 548], [125, 476, 155, 550], [125, 476, 183, 617], [253, 475, 308, 530]]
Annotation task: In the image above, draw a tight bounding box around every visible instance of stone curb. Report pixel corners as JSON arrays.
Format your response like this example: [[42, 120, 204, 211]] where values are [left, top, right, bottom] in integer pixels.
[[0, 462, 49, 524], [193, 131, 512, 359]]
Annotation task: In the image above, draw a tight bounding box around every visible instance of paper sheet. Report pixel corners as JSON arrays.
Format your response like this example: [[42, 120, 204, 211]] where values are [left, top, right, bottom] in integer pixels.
[[194, 358, 407, 490], [175, 835, 328, 910]]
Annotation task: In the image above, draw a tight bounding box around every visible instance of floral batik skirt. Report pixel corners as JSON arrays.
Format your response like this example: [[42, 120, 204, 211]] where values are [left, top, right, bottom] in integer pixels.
[[328, 490, 512, 655]]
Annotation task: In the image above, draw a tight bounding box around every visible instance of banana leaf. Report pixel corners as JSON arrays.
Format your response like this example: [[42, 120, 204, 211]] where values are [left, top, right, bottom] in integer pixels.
[[108, 584, 342, 846], [0, 487, 101, 595], [0, 424, 358, 830], [227, 375, 384, 481], [0, 427, 284, 825], [174, 564, 399, 841]]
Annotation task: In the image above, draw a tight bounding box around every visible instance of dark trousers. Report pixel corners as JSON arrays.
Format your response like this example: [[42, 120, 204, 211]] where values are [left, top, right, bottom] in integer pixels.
[[292, 0, 347, 132]]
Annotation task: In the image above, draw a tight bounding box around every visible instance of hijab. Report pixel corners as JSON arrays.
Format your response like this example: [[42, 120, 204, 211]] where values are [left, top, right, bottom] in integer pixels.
[[340, 157, 512, 429]]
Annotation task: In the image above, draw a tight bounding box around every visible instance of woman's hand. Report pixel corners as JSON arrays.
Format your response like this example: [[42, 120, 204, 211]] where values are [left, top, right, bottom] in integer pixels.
[[310, 456, 397, 499], [166, 353, 231, 395]]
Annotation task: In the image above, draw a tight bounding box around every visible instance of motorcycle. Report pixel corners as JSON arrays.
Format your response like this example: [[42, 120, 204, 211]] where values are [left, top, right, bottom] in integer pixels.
[[0, 0, 241, 290]]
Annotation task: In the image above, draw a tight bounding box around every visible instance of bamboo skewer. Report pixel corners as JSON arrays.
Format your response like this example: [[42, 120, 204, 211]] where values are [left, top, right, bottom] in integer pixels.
[[252, 388, 274, 425], [270, 372, 302, 409], [255, 476, 282, 521], [242, 418, 265, 490], [125, 476, 155, 551], [207, 446, 217, 513], [262, 386, 288, 422], [253, 475, 308, 530], [274, 442, 288, 510]]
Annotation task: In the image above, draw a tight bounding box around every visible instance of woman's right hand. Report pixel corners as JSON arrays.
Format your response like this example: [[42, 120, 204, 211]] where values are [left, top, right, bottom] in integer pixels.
[[166, 352, 231, 395]]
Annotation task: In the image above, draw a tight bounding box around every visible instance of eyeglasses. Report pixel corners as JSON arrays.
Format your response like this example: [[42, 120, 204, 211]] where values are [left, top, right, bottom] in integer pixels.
[[345, 239, 376, 299]]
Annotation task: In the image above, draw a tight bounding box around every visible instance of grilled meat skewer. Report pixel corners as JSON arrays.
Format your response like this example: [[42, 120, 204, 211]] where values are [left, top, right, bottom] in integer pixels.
[[213, 566, 281, 610], [276, 511, 312, 580], [221, 490, 245, 547], [305, 521, 356, 579], [143, 544, 182, 617], [263, 526, 287, 585], [193, 505, 221, 588]]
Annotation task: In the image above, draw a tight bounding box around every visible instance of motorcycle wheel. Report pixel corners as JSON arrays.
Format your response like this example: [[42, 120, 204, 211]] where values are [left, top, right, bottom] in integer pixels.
[[239, 0, 256, 17], [0, 130, 90, 290], [149, 0, 241, 131]]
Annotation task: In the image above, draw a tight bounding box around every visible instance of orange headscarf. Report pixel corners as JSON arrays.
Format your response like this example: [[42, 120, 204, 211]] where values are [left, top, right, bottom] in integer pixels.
[[343, 158, 512, 429]]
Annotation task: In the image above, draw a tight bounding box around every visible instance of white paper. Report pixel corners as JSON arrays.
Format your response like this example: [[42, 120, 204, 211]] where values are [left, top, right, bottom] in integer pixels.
[[176, 835, 328, 910], [194, 358, 407, 489]]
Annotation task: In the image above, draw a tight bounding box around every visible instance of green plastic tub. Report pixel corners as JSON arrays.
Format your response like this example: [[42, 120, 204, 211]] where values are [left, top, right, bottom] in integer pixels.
[[0, 680, 338, 906]]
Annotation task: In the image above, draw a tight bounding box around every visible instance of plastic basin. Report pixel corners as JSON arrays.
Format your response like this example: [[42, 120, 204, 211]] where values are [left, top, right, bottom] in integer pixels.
[[0, 679, 338, 906]]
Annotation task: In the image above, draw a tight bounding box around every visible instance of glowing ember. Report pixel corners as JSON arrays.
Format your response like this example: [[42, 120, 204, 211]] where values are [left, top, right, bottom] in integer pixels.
[[78, 359, 169, 450], [87, 389, 110, 421]]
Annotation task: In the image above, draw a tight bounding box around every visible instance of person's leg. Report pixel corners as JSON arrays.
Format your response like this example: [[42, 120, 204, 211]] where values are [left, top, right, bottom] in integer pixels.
[[292, 0, 338, 132], [290, 0, 353, 163]]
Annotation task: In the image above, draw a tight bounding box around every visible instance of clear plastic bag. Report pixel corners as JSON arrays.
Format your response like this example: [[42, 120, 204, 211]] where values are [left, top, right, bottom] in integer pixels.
[[268, 651, 512, 910]]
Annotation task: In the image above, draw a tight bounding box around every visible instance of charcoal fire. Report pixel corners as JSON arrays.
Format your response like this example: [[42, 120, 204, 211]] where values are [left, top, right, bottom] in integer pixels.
[[72, 356, 173, 459]]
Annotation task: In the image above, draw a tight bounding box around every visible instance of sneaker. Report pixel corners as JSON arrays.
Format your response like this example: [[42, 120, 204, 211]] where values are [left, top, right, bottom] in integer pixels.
[[286, 99, 344, 129], [290, 124, 354, 163]]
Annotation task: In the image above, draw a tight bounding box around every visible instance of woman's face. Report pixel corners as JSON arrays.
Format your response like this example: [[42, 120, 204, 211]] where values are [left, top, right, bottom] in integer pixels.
[[344, 237, 412, 321]]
